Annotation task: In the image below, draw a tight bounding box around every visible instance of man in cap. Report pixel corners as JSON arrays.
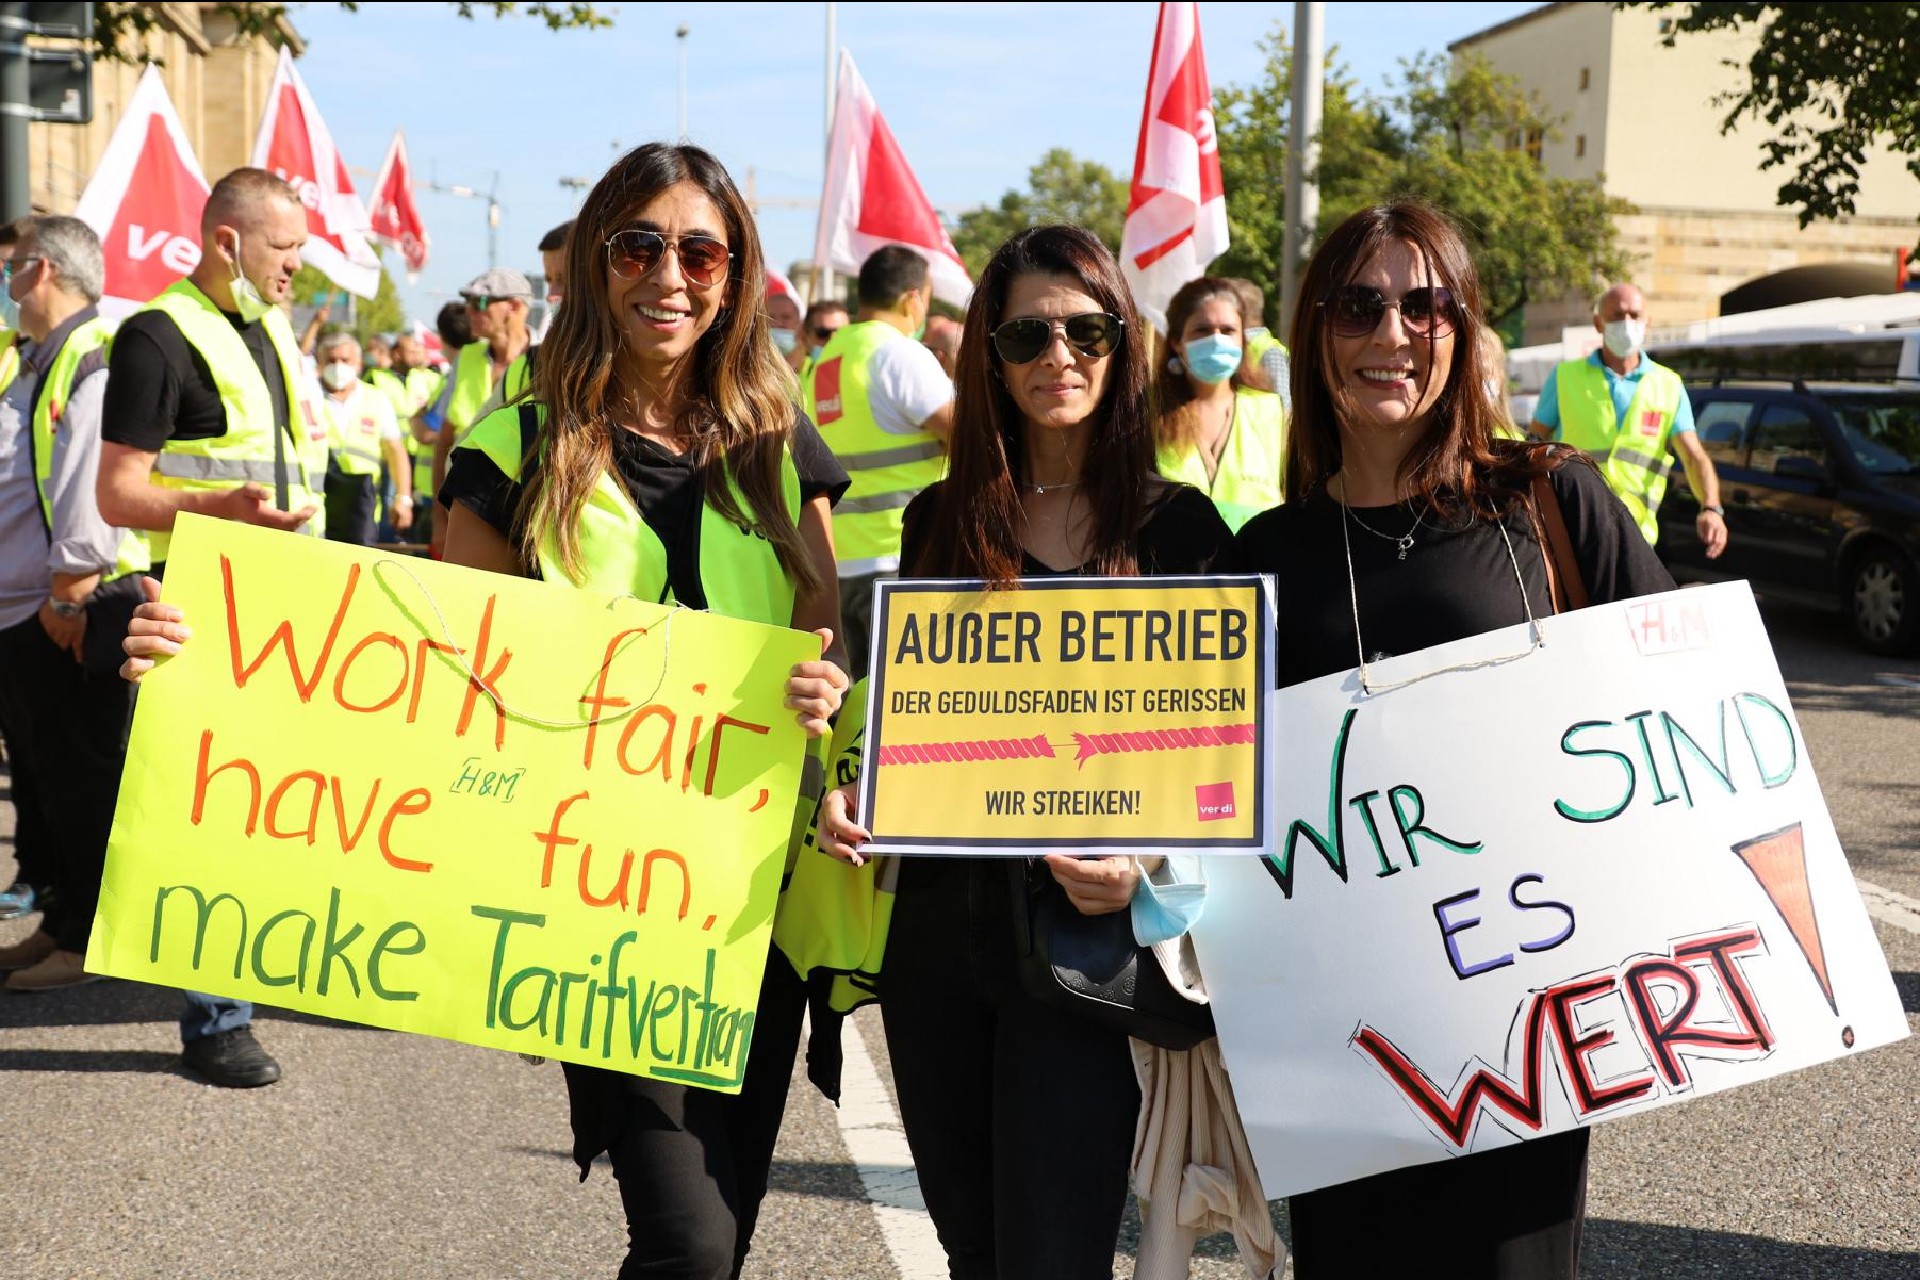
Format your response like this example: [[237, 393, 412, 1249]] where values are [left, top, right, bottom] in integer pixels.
[[429, 267, 533, 517]]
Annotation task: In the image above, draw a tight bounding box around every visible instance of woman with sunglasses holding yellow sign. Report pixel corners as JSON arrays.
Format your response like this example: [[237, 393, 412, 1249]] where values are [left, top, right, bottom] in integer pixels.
[[819, 225, 1234, 1278], [1152, 275, 1288, 532], [1224, 202, 1672, 1278], [437, 144, 852, 1278]]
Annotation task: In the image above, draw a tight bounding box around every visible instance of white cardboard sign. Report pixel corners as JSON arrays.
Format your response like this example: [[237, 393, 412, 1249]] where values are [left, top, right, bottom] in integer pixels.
[[1192, 582, 1909, 1200]]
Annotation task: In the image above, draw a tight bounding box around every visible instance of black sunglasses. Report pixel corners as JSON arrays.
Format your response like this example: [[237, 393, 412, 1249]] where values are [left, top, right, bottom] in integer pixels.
[[463, 294, 511, 310], [604, 229, 733, 288], [1320, 285, 1459, 339], [810, 324, 841, 340], [991, 312, 1124, 365]]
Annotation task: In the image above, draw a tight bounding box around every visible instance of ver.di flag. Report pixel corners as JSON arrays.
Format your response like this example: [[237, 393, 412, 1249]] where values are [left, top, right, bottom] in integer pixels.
[[367, 128, 430, 280], [813, 49, 971, 307], [252, 45, 381, 299], [70, 65, 211, 321], [1120, 2, 1228, 333]]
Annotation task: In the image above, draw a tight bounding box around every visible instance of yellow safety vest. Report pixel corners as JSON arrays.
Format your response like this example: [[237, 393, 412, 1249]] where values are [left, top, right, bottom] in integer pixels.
[[0, 331, 19, 394], [1554, 355, 1685, 545], [801, 320, 945, 576], [460, 402, 800, 622], [28, 316, 150, 582], [1155, 386, 1287, 532], [322, 382, 395, 480], [772, 675, 896, 1014], [446, 340, 531, 446], [397, 367, 445, 497], [139, 280, 325, 560], [1245, 328, 1287, 365]]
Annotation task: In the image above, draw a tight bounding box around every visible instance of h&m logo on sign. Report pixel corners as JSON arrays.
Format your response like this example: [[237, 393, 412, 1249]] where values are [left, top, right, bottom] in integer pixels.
[[1195, 781, 1236, 822], [813, 358, 844, 424]]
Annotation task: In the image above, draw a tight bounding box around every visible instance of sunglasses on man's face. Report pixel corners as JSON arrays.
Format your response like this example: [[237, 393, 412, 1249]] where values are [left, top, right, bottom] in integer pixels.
[[604, 229, 733, 289], [811, 325, 841, 341], [1320, 285, 1459, 339], [463, 295, 510, 311], [990, 312, 1124, 365]]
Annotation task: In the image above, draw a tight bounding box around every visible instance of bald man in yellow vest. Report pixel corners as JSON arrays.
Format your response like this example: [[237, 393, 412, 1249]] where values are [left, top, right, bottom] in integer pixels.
[[1531, 283, 1727, 558]]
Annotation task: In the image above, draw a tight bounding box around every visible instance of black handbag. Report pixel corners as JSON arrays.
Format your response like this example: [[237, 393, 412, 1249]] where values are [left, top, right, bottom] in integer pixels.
[[1012, 861, 1216, 1051]]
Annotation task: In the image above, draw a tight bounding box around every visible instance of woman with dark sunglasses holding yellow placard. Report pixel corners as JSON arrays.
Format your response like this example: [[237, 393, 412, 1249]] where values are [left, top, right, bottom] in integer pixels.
[[1224, 202, 1673, 1278], [818, 225, 1234, 1278], [433, 144, 852, 1279]]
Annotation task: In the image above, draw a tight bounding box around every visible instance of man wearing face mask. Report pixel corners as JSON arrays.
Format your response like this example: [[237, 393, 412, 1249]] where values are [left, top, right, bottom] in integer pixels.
[[765, 274, 805, 377], [1530, 282, 1727, 557], [316, 330, 410, 545], [799, 298, 849, 381], [96, 166, 326, 1089], [427, 266, 533, 534], [802, 244, 954, 678]]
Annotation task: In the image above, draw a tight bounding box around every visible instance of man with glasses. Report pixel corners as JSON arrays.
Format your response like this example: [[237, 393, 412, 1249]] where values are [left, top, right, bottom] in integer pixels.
[[800, 298, 849, 381], [802, 245, 954, 678], [428, 268, 533, 552], [1529, 282, 1727, 558]]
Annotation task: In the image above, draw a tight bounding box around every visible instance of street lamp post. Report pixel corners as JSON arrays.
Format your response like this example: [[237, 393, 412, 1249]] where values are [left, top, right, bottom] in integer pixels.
[[429, 173, 504, 270]]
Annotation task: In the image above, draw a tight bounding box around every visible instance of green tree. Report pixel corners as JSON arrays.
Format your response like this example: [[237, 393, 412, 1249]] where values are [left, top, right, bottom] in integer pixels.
[[1625, 3, 1920, 229], [1210, 26, 1633, 331], [950, 149, 1130, 278], [291, 254, 406, 343], [96, 3, 610, 61]]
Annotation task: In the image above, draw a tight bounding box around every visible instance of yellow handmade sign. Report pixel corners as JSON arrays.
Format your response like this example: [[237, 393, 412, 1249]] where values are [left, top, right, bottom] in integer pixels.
[[88, 514, 815, 1091], [860, 576, 1274, 854]]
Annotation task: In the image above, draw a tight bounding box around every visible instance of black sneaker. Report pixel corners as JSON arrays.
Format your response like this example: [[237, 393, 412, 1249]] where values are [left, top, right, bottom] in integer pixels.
[[181, 1027, 283, 1088]]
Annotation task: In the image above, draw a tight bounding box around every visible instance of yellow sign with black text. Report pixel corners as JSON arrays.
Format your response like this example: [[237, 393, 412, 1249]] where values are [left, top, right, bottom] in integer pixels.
[[861, 576, 1274, 854]]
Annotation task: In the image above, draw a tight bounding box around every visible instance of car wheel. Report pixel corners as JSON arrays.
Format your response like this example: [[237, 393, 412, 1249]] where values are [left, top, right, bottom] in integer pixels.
[[1848, 548, 1920, 655]]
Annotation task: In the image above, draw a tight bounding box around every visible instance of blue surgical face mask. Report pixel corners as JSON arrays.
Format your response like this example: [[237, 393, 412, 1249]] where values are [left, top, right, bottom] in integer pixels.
[[808, 345, 825, 361], [1183, 334, 1242, 385], [770, 327, 798, 355]]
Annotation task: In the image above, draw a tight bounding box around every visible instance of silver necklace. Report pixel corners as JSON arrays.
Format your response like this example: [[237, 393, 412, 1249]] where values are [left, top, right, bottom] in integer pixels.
[[1338, 478, 1422, 561], [1030, 477, 1078, 495]]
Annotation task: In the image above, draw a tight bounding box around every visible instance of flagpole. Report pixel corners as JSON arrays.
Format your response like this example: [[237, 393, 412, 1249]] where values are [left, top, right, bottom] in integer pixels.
[[1281, 1, 1324, 326], [815, 1, 837, 306]]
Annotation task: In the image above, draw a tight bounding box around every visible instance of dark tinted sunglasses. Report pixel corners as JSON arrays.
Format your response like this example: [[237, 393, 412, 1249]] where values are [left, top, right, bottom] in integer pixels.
[[605, 229, 733, 288], [991, 312, 1124, 364], [1321, 285, 1458, 339], [463, 294, 510, 310], [811, 324, 841, 340]]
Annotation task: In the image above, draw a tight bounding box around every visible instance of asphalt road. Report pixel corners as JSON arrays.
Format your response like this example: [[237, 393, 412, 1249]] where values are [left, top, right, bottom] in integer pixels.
[[2, 593, 1915, 1280]]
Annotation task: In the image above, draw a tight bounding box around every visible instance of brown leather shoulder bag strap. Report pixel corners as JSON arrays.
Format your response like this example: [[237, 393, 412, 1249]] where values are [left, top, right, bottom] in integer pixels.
[[1529, 468, 1590, 614]]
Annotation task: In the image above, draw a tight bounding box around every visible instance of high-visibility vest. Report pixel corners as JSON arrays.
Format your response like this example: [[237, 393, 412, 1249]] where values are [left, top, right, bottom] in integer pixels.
[[446, 339, 531, 446], [801, 320, 945, 576], [322, 382, 395, 479], [460, 401, 800, 623], [397, 367, 444, 497], [1554, 355, 1685, 545], [27, 315, 149, 582], [1155, 386, 1287, 532], [0, 331, 19, 394], [138, 280, 326, 560], [1245, 328, 1287, 366]]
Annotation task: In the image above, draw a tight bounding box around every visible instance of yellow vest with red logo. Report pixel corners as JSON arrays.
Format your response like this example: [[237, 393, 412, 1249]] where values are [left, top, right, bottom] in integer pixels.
[[801, 320, 945, 576]]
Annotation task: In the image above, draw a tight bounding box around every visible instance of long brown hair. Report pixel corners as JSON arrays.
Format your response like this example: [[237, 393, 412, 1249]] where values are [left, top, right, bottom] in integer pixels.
[[914, 225, 1155, 587], [1285, 200, 1560, 516], [1152, 275, 1257, 456], [518, 143, 817, 596]]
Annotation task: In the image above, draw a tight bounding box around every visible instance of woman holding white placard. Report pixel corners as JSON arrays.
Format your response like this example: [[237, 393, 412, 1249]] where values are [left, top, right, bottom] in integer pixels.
[[1223, 201, 1674, 1277]]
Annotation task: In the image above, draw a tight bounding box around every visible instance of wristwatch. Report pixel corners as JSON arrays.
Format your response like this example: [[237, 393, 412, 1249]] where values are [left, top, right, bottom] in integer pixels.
[[46, 598, 84, 619], [1703, 504, 1726, 516]]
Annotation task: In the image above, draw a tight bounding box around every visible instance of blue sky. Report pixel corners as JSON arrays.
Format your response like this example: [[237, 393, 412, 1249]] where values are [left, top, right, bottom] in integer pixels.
[[287, 1, 1541, 323]]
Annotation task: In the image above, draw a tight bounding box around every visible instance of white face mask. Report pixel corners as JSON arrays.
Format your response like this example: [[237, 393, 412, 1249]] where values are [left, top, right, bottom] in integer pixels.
[[320, 362, 358, 392], [1603, 317, 1646, 359], [226, 233, 274, 324]]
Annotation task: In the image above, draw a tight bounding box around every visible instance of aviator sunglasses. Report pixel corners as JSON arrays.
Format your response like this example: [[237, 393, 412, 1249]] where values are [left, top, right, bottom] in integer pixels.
[[604, 229, 734, 289], [990, 312, 1124, 365], [1320, 284, 1459, 339]]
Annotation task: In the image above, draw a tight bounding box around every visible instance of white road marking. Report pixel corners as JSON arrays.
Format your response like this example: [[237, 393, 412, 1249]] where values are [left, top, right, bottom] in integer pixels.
[[836, 1014, 949, 1278], [1856, 878, 1920, 935]]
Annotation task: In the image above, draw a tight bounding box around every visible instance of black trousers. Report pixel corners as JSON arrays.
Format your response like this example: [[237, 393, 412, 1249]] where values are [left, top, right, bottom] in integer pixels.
[[562, 946, 808, 1279], [1289, 1128, 1590, 1279], [0, 612, 135, 951], [324, 470, 378, 546], [880, 857, 1140, 1280]]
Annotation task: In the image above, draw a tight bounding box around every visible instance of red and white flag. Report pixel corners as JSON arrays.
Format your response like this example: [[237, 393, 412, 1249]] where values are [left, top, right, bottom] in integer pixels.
[[813, 50, 971, 306], [251, 45, 381, 299], [367, 128, 430, 280], [1121, 2, 1229, 332], [71, 66, 211, 320]]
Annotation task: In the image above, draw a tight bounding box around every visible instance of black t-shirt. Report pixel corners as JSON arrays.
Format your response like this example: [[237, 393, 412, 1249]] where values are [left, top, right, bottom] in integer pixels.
[[898, 480, 1232, 578], [439, 410, 850, 610], [1223, 459, 1677, 687], [101, 308, 292, 451]]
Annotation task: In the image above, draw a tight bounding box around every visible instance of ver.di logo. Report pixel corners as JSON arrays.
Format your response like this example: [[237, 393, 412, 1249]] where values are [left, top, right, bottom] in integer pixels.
[[1195, 781, 1236, 822]]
